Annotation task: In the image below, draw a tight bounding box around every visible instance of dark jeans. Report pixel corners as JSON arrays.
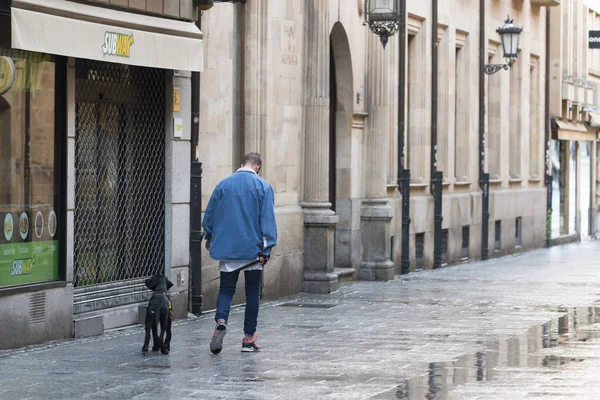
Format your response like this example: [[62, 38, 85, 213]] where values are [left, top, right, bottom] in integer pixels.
[[215, 269, 262, 336]]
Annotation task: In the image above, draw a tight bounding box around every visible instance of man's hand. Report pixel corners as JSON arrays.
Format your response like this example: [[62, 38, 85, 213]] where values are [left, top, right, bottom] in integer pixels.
[[205, 240, 210, 251], [259, 253, 270, 265]]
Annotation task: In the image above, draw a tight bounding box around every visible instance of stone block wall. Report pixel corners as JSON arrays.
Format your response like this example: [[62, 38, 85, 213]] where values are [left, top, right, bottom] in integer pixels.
[[76, 0, 196, 21]]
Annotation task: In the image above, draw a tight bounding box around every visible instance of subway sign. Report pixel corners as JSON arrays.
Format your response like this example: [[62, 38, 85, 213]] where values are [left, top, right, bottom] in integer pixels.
[[590, 31, 600, 48], [102, 32, 134, 58]]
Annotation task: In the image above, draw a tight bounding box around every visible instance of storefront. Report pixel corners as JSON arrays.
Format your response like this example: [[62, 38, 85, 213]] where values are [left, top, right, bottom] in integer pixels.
[[0, 0, 203, 348], [550, 119, 598, 243]]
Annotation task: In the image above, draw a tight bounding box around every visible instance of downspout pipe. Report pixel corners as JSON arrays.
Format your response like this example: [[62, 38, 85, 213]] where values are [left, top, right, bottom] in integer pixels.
[[430, 0, 438, 186], [431, 0, 442, 269], [544, 7, 552, 246], [399, 0, 411, 274], [398, 0, 406, 176], [479, 0, 490, 260], [190, 14, 203, 315]]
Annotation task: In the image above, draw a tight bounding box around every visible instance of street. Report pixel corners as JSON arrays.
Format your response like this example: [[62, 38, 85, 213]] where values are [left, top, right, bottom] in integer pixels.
[[3, 241, 600, 399]]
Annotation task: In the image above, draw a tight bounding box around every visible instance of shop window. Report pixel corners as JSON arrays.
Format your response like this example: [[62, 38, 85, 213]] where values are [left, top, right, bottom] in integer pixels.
[[415, 233, 425, 270], [0, 49, 63, 288]]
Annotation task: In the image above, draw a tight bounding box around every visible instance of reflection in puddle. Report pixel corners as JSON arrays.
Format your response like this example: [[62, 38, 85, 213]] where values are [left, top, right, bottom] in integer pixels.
[[374, 307, 600, 399]]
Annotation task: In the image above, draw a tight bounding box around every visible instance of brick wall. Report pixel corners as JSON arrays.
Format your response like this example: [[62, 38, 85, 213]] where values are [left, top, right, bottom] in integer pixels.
[[78, 0, 196, 21]]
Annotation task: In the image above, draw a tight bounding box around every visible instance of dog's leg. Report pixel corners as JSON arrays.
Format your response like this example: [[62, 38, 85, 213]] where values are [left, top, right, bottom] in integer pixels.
[[142, 314, 152, 355], [160, 310, 168, 355], [164, 315, 172, 353]]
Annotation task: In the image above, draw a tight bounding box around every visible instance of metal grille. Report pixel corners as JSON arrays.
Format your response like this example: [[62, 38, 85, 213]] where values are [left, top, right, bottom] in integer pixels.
[[74, 60, 165, 287], [415, 233, 425, 271]]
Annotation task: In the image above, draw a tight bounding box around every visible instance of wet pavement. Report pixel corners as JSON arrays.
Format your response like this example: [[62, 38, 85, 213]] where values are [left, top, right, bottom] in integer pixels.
[[3, 242, 600, 399]]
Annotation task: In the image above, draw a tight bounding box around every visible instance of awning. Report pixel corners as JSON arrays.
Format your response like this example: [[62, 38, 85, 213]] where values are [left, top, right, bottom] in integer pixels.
[[552, 119, 593, 141], [10, 0, 203, 72]]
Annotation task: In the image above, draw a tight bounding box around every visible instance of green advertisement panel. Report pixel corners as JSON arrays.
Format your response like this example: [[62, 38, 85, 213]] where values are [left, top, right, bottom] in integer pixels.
[[1, 210, 59, 288], [0, 241, 59, 287]]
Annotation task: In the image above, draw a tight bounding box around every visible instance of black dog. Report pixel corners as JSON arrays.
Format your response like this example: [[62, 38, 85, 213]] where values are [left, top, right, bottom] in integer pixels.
[[142, 275, 173, 355]]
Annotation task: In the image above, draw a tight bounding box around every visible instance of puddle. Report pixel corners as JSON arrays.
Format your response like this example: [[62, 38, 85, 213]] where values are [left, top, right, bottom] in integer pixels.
[[371, 306, 600, 399]]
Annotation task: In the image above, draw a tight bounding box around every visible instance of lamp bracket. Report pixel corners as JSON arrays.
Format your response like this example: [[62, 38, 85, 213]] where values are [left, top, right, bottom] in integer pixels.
[[484, 63, 509, 75]]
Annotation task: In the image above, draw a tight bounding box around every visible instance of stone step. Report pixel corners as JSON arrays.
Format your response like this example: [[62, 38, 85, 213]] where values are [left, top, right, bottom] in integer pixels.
[[73, 279, 151, 315], [334, 268, 356, 282]]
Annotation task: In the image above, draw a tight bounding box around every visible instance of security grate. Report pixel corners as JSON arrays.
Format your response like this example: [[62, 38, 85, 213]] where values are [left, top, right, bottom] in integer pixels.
[[74, 60, 166, 287]]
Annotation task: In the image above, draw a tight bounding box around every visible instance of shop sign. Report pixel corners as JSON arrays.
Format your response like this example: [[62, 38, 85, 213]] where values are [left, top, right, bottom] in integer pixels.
[[590, 31, 600, 49], [0, 56, 16, 95], [102, 32, 135, 58], [0, 211, 59, 287], [173, 87, 181, 112]]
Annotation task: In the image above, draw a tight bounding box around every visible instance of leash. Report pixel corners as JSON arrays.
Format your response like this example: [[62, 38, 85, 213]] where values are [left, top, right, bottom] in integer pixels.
[[167, 259, 263, 297]]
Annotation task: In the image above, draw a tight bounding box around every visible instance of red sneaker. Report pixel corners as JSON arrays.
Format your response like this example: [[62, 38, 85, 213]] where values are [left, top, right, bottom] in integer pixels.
[[241, 334, 261, 352]]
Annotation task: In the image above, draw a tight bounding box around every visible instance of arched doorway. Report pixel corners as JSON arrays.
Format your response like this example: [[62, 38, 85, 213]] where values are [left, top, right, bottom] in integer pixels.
[[329, 22, 356, 270]]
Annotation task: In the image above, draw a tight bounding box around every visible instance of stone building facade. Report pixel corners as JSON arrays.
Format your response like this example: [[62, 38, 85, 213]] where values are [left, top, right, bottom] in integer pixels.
[[197, 0, 563, 308], [3, 0, 599, 350]]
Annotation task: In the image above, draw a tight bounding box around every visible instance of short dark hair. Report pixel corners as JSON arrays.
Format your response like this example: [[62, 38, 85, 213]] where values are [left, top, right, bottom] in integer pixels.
[[244, 152, 262, 167]]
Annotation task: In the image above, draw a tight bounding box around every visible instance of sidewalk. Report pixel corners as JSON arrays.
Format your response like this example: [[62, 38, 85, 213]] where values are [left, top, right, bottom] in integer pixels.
[[2, 241, 600, 399]]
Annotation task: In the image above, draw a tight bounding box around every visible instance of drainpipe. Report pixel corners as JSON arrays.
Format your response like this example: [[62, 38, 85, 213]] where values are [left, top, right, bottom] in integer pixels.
[[190, 14, 203, 315], [399, 0, 411, 274], [431, 0, 443, 269], [479, 0, 490, 260], [544, 7, 552, 247]]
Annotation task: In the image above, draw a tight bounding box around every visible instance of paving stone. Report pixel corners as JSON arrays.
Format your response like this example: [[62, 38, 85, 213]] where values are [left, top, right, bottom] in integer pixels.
[[2, 242, 600, 398]]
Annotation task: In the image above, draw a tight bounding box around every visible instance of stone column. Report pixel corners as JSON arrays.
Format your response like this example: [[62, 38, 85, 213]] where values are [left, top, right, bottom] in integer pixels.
[[360, 33, 394, 281], [301, 0, 339, 293], [244, 0, 268, 161]]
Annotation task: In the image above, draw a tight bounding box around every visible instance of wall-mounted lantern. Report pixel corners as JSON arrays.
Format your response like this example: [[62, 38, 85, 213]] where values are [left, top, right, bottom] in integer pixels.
[[363, 0, 401, 49], [485, 16, 523, 75]]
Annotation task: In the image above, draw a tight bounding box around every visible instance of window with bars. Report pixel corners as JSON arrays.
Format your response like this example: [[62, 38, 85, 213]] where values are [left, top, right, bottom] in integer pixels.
[[495, 220, 502, 251], [515, 217, 522, 248], [415, 233, 425, 270], [441, 229, 449, 266], [462, 226, 470, 260]]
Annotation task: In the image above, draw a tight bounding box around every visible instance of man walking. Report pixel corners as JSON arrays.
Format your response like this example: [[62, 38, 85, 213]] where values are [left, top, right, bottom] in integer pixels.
[[202, 153, 277, 354]]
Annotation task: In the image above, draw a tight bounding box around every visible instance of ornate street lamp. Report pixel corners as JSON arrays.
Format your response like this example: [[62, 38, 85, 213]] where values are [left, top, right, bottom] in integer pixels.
[[485, 16, 523, 75], [363, 0, 401, 49]]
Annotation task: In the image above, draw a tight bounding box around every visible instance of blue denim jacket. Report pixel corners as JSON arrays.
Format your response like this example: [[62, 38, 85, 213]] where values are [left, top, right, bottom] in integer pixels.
[[202, 169, 277, 261]]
